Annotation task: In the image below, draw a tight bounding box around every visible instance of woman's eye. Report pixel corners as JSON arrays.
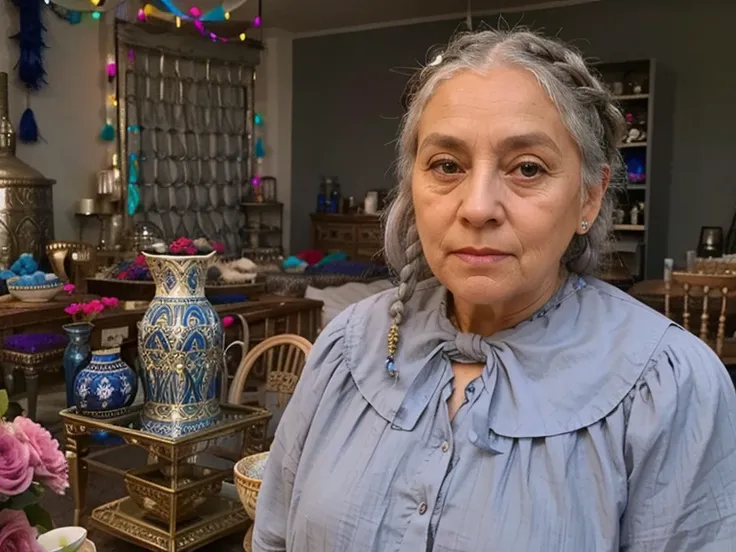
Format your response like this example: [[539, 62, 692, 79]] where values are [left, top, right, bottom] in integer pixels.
[[516, 162, 543, 179], [433, 160, 461, 175]]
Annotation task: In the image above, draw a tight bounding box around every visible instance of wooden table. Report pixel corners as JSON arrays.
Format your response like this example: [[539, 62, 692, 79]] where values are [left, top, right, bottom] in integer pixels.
[[0, 296, 322, 417], [0, 295, 322, 346]]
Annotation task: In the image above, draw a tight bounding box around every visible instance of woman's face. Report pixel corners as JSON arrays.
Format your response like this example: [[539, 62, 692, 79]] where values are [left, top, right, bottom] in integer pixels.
[[412, 66, 606, 315]]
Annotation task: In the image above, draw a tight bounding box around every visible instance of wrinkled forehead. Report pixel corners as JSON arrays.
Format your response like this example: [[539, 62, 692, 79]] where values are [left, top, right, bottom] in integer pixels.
[[415, 66, 575, 155]]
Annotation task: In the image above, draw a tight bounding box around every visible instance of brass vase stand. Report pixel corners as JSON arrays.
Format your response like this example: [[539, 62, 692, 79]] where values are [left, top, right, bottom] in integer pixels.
[[60, 404, 270, 552]]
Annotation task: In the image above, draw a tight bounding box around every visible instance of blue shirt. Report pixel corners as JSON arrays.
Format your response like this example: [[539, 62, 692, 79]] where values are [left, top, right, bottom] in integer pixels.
[[254, 276, 736, 551]]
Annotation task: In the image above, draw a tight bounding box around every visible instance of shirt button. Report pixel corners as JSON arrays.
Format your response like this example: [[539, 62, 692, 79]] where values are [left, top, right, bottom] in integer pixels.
[[418, 502, 428, 515], [441, 441, 450, 453], [466, 383, 475, 394]]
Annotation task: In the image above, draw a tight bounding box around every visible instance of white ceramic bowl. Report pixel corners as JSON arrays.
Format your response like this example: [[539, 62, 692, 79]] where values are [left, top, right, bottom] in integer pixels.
[[6, 277, 63, 303], [37, 526, 88, 552]]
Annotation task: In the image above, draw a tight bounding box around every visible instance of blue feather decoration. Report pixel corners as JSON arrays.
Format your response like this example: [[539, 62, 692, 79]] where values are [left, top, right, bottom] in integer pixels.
[[18, 108, 39, 143], [9, 0, 47, 92]]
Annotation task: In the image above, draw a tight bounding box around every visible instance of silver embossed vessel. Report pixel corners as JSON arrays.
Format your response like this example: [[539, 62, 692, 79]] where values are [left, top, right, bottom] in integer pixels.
[[0, 72, 55, 267]]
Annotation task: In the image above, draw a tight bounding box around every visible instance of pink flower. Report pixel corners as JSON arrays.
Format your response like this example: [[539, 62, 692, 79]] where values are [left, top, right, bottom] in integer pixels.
[[0, 509, 43, 552], [64, 303, 82, 317], [0, 424, 33, 498], [63, 283, 75, 295], [211, 241, 225, 254], [169, 237, 196, 255], [222, 316, 234, 328], [116, 269, 129, 280], [100, 297, 119, 309], [12, 417, 68, 495], [132, 254, 147, 267]]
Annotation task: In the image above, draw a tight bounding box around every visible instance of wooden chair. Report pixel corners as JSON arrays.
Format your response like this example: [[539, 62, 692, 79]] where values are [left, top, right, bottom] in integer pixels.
[[665, 271, 736, 363], [208, 335, 311, 462], [227, 334, 312, 409], [220, 313, 250, 403]]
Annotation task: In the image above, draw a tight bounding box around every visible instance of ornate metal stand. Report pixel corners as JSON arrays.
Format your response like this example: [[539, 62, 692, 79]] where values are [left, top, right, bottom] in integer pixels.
[[60, 404, 270, 551]]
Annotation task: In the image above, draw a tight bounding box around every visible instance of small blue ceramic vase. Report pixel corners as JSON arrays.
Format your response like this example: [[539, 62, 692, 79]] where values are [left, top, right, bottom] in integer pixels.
[[62, 322, 93, 408], [74, 347, 137, 418]]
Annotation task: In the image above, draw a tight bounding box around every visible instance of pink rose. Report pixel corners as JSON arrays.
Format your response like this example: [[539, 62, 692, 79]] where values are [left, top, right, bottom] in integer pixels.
[[0, 425, 33, 498], [12, 417, 68, 495], [63, 283, 75, 295], [101, 297, 119, 309], [221, 316, 234, 328], [0, 509, 42, 552], [64, 303, 82, 317]]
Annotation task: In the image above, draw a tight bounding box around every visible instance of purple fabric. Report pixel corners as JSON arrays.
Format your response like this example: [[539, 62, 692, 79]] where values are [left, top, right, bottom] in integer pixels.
[[3, 333, 68, 354]]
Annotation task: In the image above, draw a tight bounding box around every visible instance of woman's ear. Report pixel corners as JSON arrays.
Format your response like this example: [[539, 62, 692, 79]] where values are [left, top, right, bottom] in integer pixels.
[[581, 165, 611, 227]]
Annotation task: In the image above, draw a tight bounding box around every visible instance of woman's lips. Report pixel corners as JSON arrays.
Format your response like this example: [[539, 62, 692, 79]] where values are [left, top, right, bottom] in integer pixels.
[[451, 248, 511, 265]]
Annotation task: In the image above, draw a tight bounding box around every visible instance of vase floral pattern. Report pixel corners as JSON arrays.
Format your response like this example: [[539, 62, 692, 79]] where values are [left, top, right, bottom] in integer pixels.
[[139, 252, 223, 437], [74, 347, 137, 418]]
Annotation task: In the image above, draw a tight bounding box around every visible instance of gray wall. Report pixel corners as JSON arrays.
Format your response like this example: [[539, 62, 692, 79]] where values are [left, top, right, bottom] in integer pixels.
[[291, 0, 736, 261]]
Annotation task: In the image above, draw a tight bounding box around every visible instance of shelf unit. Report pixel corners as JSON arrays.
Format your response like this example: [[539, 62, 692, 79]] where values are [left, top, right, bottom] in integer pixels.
[[240, 201, 284, 259], [596, 59, 672, 281]]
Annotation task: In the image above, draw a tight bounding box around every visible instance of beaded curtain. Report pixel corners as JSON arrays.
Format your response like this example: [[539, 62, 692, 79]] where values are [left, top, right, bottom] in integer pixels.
[[124, 47, 253, 254]]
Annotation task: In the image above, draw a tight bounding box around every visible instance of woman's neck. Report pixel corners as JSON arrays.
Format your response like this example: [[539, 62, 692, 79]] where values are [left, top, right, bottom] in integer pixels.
[[450, 270, 567, 336]]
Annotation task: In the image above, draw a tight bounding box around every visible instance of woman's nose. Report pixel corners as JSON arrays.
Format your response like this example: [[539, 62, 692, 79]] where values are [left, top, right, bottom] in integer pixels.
[[456, 168, 506, 228]]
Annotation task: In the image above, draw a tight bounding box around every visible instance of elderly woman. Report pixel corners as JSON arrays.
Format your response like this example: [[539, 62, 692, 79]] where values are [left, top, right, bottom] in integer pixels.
[[254, 29, 736, 551]]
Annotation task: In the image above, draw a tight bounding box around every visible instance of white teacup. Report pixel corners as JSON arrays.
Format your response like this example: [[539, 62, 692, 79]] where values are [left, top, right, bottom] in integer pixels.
[[37, 526, 88, 552]]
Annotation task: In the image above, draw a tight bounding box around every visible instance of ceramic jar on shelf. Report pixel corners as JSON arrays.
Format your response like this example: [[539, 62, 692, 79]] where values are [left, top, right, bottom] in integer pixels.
[[73, 347, 137, 418], [138, 251, 223, 438]]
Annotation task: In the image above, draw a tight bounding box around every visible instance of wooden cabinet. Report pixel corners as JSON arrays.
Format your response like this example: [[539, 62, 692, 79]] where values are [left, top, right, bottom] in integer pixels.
[[310, 214, 384, 263]]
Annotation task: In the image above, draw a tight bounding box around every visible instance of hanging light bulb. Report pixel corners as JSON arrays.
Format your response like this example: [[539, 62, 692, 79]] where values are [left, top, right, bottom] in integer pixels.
[[175, 16, 181, 28], [91, 11, 101, 19], [224, 11, 230, 20], [239, 32, 246, 41], [89, 0, 100, 6]]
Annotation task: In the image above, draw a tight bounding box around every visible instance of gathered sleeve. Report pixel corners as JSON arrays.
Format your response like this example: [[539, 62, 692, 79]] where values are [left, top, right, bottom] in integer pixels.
[[620, 326, 736, 551], [252, 305, 354, 552]]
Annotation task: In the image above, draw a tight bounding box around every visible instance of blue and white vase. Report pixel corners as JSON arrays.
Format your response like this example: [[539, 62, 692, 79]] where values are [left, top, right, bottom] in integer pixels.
[[138, 251, 223, 437], [74, 347, 137, 418]]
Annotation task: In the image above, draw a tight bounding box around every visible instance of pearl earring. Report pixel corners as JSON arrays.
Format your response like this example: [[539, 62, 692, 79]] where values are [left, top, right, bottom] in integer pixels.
[[581, 219, 590, 232]]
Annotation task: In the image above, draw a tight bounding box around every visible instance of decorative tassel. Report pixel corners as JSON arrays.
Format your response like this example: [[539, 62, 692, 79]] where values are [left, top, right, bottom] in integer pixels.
[[255, 137, 265, 158], [99, 123, 115, 141], [127, 183, 140, 216], [127, 152, 140, 216], [385, 322, 399, 378], [128, 153, 139, 183], [18, 108, 39, 143], [9, 0, 47, 91]]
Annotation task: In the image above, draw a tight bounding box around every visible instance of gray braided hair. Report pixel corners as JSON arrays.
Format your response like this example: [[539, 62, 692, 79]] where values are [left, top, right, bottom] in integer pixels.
[[383, 28, 626, 330]]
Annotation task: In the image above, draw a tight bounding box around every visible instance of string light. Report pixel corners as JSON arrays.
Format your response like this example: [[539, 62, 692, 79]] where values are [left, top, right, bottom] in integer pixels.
[[138, 2, 260, 43]]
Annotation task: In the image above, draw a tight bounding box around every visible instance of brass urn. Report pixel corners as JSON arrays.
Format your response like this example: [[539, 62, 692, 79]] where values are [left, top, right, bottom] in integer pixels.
[[0, 72, 55, 268]]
